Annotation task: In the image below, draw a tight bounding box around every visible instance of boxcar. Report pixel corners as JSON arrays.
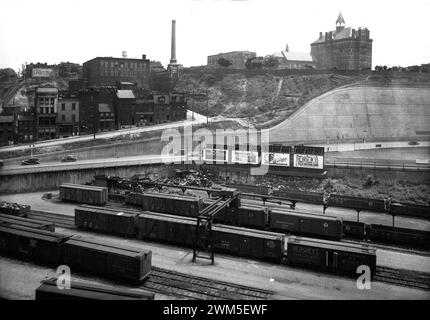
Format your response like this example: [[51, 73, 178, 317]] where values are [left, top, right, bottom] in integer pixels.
[[286, 236, 376, 277], [59, 183, 108, 206], [212, 224, 285, 262], [74, 205, 137, 237], [0, 201, 31, 217], [389, 203, 430, 220], [269, 209, 343, 240], [35, 278, 154, 300], [128, 192, 203, 218], [136, 211, 196, 247], [62, 236, 152, 284], [203, 199, 236, 225], [0, 213, 55, 232], [237, 206, 268, 228], [343, 220, 366, 239], [328, 195, 385, 212], [271, 190, 323, 205], [0, 225, 69, 265], [366, 224, 430, 248]]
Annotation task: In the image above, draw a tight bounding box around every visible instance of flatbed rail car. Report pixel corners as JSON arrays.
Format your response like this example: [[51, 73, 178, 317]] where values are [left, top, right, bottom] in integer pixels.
[[0, 224, 70, 265], [0, 201, 31, 217], [0, 213, 55, 231], [75, 205, 138, 238], [286, 236, 377, 277], [62, 236, 152, 284], [59, 183, 108, 206], [125, 192, 203, 217], [35, 278, 155, 300]]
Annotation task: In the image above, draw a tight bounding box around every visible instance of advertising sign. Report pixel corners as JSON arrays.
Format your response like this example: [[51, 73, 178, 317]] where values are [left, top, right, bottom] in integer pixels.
[[261, 152, 290, 167], [203, 149, 227, 162], [32, 68, 53, 78], [293, 154, 324, 169], [233, 150, 259, 165]]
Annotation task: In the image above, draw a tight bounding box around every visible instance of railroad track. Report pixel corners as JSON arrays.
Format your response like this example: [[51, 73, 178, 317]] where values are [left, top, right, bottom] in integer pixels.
[[374, 266, 430, 291], [26, 209, 274, 300]]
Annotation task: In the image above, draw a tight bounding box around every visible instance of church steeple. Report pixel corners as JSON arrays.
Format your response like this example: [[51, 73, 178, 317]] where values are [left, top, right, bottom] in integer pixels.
[[336, 12, 345, 31]]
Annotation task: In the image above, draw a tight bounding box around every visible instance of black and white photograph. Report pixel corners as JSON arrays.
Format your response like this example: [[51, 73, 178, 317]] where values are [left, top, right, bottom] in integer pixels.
[[0, 0, 429, 310]]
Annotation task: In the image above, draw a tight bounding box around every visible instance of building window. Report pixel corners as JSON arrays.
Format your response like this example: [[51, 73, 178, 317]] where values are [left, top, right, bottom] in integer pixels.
[[45, 98, 50, 105], [72, 114, 76, 122], [62, 103, 66, 110], [72, 103, 76, 110], [39, 107, 44, 114], [61, 115, 66, 122], [51, 98, 55, 105], [51, 107, 54, 113], [40, 98, 44, 105]]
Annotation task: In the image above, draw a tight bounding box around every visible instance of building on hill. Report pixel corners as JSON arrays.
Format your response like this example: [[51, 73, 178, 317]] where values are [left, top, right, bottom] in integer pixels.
[[57, 92, 80, 138], [0, 115, 14, 146], [270, 45, 316, 69], [35, 87, 58, 140], [310, 12, 372, 70], [82, 55, 151, 89], [115, 89, 136, 129], [24, 63, 56, 79], [207, 51, 257, 69]]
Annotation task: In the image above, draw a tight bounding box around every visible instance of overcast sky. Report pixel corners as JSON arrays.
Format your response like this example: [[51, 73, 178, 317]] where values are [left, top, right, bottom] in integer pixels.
[[1, 0, 429, 71]]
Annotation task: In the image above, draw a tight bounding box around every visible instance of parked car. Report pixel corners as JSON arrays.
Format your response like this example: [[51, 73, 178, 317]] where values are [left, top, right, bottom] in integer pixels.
[[61, 155, 77, 162], [21, 158, 40, 166]]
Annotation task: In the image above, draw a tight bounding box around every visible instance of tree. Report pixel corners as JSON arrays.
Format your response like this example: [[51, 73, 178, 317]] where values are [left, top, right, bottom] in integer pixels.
[[263, 56, 279, 69], [0, 68, 18, 83], [217, 58, 232, 68], [245, 57, 264, 70]]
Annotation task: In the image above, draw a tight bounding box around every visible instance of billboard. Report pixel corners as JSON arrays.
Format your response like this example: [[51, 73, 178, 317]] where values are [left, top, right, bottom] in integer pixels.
[[261, 152, 290, 167], [293, 154, 324, 169], [233, 150, 259, 165], [32, 68, 54, 78], [203, 149, 227, 162]]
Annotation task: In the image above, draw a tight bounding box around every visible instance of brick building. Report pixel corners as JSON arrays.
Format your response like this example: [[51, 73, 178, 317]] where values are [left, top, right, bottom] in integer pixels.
[[270, 45, 316, 69], [78, 87, 116, 134], [82, 55, 151, 88], [57, 93, 80, 137], [115, 89, 136, 128], [0, 115, 14, 146], [207, 51, 257, 69], [310, 13, 372, 70], [16, 113, 37, 143], [35, 87, 58, 140]]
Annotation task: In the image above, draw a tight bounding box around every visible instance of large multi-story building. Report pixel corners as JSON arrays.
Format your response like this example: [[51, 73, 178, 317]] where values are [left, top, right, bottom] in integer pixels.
[[207, 51, 257, 69], [57, 93, 80, 137], [0, 115, 14, 146], [82, 55, 151, 88], [310, 13, 372, 70], [35, 87, 58, 140], [16, 113, 37, 143]]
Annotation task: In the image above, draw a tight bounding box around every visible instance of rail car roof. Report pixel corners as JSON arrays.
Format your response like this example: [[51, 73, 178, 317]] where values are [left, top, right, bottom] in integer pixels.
[[270, 209, 339, 221], [76, 206, 137, 217], [0, 225, 67, 242], [138, 211, 196, 225], [60, 183, 108, 191], [65, 236, 151, 257], [287, 236, 376, 254], [213, 224, 285, 241]]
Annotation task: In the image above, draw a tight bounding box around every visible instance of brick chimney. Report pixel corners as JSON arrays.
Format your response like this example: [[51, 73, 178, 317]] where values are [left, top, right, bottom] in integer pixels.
[[170, 20, 177, 64]]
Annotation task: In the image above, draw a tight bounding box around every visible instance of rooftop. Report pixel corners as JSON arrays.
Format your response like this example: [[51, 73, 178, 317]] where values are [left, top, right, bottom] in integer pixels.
[[117, 90, 135, 99], [36, 87, 58, 94]]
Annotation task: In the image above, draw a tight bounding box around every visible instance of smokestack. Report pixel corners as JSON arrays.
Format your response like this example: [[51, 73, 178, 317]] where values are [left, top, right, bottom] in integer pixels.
[[170, 20, 177, 64], [122, 51, 127, 58]]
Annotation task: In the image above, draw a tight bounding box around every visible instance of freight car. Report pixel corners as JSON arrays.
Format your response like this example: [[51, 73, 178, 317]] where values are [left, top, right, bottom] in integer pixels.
[[0, 201, 31, 217], [286, 236, 377, 277], [366, 224, 430, 249], [0, 213, 55, 232], [343, 220, 366, 239], [269, 209, 343, 240], [0, 224, 69, 265], [62, 235, 152, 284], [125, 192, 203, 217], [35, 278, 154, 300], [59, 183, 108, 206], [75, 205, 138, 237]]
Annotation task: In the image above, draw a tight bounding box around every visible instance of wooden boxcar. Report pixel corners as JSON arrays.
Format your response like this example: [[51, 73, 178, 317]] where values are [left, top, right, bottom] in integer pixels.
[[136, 211, 196, 247], [366, 224, 430, 249], [127, 192, 203, 217], [343, 220, 366, 239], [328, 194, 385, 212], [212, 224, 285, 262], [59, 183, 108, 206], [35, 278, 154, 300], [286, 236, 376, 277], [269, 209, 343, 240], [0, 213, 55, 232], [236, 206, 268, 228], [62, 236, 152, 284], [74, 205, 137, 237], [0, 224, 69, 265]]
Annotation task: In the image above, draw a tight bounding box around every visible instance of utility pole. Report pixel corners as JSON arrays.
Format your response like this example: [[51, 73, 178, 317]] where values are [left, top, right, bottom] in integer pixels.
[[206, 89, 209, 125]]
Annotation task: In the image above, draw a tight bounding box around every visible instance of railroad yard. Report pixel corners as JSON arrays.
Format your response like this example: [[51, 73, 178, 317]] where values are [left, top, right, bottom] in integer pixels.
[[0, 169, 429, 300]]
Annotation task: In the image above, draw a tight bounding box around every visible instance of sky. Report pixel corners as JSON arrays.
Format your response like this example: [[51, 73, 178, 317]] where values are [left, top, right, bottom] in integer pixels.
[[0, 0, 429, 71]]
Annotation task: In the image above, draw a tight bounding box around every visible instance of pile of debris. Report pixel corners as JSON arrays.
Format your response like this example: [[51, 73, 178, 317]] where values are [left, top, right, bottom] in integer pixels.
[[0, 201, 31, 216]]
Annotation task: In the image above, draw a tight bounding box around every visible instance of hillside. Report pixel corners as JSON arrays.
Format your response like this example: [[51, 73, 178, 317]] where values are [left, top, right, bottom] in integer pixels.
[[175, 69, 430, 129]]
